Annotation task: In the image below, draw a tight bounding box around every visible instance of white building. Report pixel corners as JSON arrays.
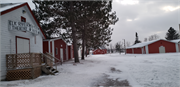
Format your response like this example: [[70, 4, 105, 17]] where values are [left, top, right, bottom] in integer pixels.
[[179, 24, 180, 35], [0, 3, 46, 80]]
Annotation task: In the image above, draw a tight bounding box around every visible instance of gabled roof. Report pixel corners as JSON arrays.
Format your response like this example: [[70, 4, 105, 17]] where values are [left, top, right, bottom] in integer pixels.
[[0, 2, 46, 39], [126, 39, 171, 49], [43, 37, 70, 45], [99, 46, 106, 49], [169, 39, 180, 43]]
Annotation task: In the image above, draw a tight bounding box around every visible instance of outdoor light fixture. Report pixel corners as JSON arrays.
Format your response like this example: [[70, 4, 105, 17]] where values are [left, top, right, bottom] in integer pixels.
[[22, 10, 26, 14]]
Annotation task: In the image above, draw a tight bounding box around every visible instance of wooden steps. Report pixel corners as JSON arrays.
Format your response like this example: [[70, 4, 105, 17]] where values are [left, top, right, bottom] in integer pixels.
[[41, 65, 59, 75]]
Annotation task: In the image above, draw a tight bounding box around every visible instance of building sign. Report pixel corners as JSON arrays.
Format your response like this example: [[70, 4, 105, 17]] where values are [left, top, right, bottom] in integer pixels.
[[8, 20, 40, 35]]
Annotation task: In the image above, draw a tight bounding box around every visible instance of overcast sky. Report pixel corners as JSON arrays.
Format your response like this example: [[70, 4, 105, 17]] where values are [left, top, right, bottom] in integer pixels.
[[1, 0, 180, 47]]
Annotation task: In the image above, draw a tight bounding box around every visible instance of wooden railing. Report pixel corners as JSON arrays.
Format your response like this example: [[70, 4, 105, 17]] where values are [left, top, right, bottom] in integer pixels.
[[6, 53, 42, 70], [41, 53, 62, 70]]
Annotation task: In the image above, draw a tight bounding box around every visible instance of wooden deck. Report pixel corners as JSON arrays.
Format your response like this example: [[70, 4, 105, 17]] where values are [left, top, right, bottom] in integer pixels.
[[6, 53, 42, 80]]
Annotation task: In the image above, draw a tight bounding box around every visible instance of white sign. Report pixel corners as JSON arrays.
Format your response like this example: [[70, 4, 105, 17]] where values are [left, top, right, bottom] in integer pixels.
[[8, 20, 40, 35]]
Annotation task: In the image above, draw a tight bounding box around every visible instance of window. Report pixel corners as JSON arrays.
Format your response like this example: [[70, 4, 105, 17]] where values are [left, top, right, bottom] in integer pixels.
[[56, 48, 58, 55], [21, 16, 26, 22]]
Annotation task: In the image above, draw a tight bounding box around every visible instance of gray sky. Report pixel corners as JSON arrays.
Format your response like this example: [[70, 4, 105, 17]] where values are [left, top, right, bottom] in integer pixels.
[[1, 0, 180, 47]]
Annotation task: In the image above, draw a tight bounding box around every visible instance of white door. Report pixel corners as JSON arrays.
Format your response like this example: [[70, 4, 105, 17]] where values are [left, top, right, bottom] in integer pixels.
[[159, 46, 165, 53], [17, 38, 29, 53], [60, 48, 63, 62]]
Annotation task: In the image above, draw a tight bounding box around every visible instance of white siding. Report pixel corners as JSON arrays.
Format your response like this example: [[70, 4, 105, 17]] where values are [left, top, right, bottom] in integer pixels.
[[0, 6, 44, 80], [175, 43, 179, 52], [132, 49, 134, 54], [145, 45, 149, 54], [141, 48, 144, 54]]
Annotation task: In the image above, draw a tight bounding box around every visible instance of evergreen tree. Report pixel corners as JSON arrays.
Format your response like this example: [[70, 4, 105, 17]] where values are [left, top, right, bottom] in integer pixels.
[[115, 42, 122, 53], [134, 32, 141, 44], [32, 1, 81, 62], [32, 1, 118, 61], [165, 27, 179, 40]]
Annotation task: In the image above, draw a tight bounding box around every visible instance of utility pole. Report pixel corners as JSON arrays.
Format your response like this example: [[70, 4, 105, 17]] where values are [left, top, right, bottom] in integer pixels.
[[123, 39, 126, 55]]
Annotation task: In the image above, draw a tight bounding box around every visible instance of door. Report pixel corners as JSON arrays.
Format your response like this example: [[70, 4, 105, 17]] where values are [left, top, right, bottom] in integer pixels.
[[159, 46, 165, 53], [17, 37, 29, 53], [60, 48, 63, 62]]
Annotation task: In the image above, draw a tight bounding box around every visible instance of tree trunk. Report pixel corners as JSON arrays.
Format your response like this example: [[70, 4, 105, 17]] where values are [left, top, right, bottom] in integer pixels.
[[85, 40, 88, 57], [81, 29, 85, 60], [70, 2, 79, 63]]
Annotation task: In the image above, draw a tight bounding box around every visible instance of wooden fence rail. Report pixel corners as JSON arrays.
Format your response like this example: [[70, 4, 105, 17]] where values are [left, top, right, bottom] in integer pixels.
[[6, 53, 42, 80], [6, 53, 42, 70]]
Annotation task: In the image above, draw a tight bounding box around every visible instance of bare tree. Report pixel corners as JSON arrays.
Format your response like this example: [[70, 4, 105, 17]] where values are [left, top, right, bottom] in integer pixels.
[[110, 44, 113, 53], [144, 38, 147, 42], [148, 34, 159, 41], [126, 41, 131, 47]]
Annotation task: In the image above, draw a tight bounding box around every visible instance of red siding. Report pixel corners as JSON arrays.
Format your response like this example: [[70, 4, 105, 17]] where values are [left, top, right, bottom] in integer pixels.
[[126, 49, 132, 54], [148, 40, 176, 53], [54, 39, 67, 61], [102, 49, 107, 54], [68, 46, 71, 60], [133, 48, 142, 54], [50, 42, 52, 53], [72, 45, 74, 58], [43, 41, 48, 53], [93, 49, 106, 55]]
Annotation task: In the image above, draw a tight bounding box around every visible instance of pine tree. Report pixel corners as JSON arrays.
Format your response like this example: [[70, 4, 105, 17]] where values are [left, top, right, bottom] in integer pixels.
[[32, 1, 81, 62], [165, 27, 180, 40], [134, 32, 141, 44], [32, 1, 118, 61]]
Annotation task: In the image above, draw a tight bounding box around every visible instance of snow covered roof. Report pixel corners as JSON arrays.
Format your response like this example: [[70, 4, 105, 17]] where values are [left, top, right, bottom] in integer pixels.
[[169, 39, 180, 43], [0, 3, 25, 12], [99, 46, 106, 49], [126, 39, 168, 49], [43, 37, 70, 45]]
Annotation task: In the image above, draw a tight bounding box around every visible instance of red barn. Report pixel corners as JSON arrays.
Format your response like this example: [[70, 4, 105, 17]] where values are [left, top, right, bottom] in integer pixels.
[[126, 39, 180, 54], [43, 38, 73, 62], [67, 44, 73, 60], [93, 46, 107, 55]]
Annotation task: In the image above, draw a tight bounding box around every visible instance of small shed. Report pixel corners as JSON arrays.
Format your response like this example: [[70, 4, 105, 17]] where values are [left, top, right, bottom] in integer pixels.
[[0, 2, 46, 80], [126, 39, 180, 54], [93, 46, 107, 55], [67, 44, 73, 60], [43, 37, 73, 62]]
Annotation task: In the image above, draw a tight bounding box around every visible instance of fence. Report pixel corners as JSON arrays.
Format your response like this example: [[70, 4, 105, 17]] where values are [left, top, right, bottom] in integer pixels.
[[6, 53, 42, 80]]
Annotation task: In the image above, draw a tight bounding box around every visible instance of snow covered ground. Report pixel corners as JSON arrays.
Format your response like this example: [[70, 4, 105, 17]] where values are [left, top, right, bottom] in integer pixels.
[[1, 53, 180, 87]]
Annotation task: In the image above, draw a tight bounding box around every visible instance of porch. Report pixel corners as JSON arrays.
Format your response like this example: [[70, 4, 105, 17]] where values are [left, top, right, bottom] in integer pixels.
[[6, 53, 61, 81]]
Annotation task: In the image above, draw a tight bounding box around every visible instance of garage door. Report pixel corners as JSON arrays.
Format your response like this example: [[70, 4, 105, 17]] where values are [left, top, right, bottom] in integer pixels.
[[17, 37, 30, 53]]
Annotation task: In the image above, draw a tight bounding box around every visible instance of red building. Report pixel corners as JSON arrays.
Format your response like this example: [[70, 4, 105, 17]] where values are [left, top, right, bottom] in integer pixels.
[[93, 46, 107, 55], [43, 38, 73, 62], [126, 39, 180, 54]]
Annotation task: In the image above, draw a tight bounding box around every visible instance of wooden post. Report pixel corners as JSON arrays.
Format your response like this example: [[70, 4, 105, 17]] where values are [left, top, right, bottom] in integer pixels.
[[40, 53, 42, 65], [15, 54, 17, 69], [30, 53, 33, 68], [55, 62, 57, 70]]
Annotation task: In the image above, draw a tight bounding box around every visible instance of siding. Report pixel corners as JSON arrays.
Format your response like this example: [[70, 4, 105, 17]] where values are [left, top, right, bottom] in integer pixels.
[[68, 46, 71, 60], [54, 39, 67, 61], [148, 40, 176, 53], [126, 49, 132, 54], [43, 41, 48, 53], [93, 49, 106, 55], [133, 48, 142, 54], [1, 6, 43, 80]]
